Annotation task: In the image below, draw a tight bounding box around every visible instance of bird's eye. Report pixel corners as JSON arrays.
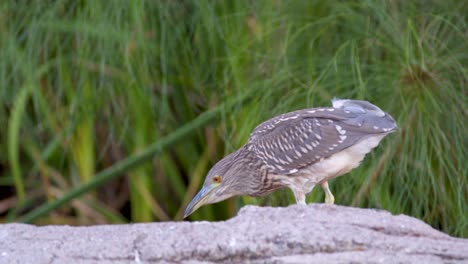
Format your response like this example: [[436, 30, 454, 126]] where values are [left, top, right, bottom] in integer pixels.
[[212, 175, 222, 184]]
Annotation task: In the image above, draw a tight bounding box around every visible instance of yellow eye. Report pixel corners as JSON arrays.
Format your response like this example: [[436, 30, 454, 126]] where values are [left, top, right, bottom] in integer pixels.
[[212, 175, 222, 184]]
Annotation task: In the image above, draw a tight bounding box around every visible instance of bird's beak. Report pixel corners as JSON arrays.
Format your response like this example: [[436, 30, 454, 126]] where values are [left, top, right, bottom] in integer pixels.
[[184, 185, 215, 218]]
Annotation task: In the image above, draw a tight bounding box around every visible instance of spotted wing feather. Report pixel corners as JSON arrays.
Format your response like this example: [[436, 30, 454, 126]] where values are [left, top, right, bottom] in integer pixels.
[[247, 106, 396, 174]]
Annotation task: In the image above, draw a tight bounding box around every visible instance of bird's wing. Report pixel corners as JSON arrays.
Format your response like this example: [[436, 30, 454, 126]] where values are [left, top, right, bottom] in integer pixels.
[[246, 107, 395, 174]]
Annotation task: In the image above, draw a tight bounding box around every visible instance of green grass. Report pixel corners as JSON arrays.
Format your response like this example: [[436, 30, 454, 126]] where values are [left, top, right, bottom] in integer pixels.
[[0, 1, 466, 237]]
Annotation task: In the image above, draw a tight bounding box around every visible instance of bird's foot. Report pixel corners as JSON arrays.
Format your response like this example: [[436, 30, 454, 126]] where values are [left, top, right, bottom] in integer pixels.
[[324, 193, 335, 204]]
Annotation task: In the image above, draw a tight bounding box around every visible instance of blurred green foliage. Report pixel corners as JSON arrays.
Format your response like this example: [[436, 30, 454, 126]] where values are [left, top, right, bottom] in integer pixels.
[[0, 1, 466, 237]]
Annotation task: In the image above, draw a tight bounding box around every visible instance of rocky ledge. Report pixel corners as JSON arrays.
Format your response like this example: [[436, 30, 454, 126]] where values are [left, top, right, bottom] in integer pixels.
[[1, 204, 467, 263]]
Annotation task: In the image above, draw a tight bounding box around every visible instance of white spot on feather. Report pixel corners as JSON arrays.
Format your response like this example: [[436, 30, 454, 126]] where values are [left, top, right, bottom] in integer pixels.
[[280, 115, 299, 121], [332, 99, 348, 108], [278, 143, 286, 151], [275, 164, 284, 170], [335, 125, 346, 135], [294, 150, 302, 157]]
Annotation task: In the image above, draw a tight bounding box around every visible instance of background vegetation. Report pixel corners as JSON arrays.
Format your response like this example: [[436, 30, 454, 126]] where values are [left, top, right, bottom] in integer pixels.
[[0, 1, 466, 237]]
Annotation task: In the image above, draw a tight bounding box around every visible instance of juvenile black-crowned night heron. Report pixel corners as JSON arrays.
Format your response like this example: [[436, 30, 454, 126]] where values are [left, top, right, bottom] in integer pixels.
[[184, 99, 397, 218]]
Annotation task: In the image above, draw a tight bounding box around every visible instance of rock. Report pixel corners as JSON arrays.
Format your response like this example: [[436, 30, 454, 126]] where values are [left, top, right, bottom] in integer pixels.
[[0, 204, 466, 263]]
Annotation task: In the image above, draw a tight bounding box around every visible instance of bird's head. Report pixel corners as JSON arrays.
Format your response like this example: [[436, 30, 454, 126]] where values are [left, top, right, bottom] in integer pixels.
[[184, 148, 259, 218]]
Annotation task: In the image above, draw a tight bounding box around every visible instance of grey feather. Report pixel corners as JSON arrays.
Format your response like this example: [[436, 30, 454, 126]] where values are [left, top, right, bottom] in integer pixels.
[[247, 99, 397, 174]]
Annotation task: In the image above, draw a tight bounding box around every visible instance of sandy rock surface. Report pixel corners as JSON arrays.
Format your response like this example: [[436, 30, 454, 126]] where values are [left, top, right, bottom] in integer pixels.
[[1, 204, 467, 263]]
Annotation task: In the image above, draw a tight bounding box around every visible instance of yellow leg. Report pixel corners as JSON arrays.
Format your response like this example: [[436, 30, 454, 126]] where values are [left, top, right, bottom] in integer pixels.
[[320, 181, 335, 204]]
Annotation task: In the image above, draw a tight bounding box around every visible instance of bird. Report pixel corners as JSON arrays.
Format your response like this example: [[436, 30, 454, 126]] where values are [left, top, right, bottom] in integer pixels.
[[184, 99, 397, 218]]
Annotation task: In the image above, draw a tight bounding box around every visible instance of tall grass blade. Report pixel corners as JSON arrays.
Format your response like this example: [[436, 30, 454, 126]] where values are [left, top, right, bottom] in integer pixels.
[[16, 91, 254, 223], [7, 86, 30, 201]]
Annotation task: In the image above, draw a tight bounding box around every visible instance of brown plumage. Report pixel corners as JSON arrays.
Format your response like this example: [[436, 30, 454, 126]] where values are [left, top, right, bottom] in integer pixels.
[[184, 99, 397, 218]]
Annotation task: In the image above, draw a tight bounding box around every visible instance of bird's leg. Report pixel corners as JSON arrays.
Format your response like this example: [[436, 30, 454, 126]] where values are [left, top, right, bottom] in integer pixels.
[[320, 181, 335, 204], [291, 187, 306, 205]]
